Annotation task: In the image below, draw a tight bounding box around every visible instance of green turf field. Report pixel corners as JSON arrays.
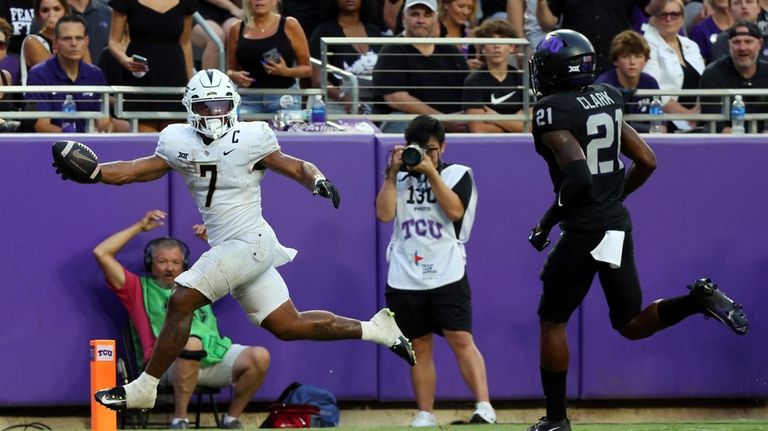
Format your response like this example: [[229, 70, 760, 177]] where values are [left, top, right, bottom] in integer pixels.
[[23, 422, 768, 431], [326, 424, 768, 431]]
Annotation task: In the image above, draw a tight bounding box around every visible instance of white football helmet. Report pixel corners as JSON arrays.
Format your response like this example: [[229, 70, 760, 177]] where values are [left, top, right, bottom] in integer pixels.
[[182, 69, 241, 139]]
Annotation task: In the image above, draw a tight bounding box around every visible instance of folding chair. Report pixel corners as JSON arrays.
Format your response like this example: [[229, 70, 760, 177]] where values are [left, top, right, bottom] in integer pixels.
[[118, 322, 223, 429]]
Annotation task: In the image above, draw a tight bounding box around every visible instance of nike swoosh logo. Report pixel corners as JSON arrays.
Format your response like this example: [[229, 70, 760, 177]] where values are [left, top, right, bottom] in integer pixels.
[[557, 191, 563, 207], [99, 397, 125, 405], [223, 149, 235, 156], [491, 91, 516, 104], [71, 148, 93, 163], [546, 427, 561, 431]]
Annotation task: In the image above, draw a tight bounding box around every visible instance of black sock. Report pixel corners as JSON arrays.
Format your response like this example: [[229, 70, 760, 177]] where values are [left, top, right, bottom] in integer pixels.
[[657, 295, 700, 326], [541, 368, 567, 421]]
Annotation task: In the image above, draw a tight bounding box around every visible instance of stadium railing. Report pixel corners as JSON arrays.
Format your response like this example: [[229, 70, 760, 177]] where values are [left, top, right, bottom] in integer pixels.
[[321, 36, 534, 129], [1, 33, 767, 133]]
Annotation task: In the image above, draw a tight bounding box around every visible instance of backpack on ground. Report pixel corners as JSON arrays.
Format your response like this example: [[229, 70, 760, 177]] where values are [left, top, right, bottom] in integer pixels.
[[260, 382, 339, 428]]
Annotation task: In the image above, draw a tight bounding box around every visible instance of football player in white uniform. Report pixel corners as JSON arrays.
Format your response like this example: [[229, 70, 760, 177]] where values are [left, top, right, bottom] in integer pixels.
[[78, 69, 416, 411]]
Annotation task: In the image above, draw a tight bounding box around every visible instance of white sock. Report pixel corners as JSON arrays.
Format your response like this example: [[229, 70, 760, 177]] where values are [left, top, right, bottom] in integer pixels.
[[222, 414, 238, 425], [127, 372, 159, 396], [360, 320, 383, 344], [476, 401, 493, 409], [171, 418, 189, 425]]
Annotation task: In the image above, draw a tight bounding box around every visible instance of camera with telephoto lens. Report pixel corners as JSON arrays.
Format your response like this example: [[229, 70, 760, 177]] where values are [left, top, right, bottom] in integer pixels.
[[399, 144, 425, 171]]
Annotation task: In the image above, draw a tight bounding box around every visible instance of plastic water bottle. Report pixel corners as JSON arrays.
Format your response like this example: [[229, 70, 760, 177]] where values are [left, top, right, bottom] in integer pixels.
[[731, 95, 746, 134], [61, 94, 77, 133], [311, 95, 326, 124], [649, 95, 663, 134]]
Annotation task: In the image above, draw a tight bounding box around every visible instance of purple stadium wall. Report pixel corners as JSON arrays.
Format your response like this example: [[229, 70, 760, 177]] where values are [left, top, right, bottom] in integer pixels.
[[0, 133, 763, 406]]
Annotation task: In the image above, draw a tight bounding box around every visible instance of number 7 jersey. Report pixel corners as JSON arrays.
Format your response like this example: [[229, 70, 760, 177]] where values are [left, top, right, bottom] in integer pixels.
[[155, 121, 281, 246], [532, 83, 631, 232]]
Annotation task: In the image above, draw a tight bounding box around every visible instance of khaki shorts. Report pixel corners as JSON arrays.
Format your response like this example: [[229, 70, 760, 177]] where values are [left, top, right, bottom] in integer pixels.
[[162, 344, 247, 388]]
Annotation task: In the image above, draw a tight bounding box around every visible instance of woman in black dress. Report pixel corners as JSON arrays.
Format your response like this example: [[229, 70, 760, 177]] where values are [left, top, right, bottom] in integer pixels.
[[108, 0, 197, 131]]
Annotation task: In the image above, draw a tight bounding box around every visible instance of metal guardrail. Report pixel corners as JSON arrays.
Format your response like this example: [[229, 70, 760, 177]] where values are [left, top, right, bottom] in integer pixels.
[[629, 88, 768, 134], [320, 36, 534, 130], [192, 12, 226, 73], [1, 54, 767, 133]]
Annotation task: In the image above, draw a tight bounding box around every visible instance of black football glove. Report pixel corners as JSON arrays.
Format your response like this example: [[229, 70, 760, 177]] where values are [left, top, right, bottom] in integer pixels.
[[313, 178, 341, 209], [528, 226, 551, 252], [52, 162, 69, 181]]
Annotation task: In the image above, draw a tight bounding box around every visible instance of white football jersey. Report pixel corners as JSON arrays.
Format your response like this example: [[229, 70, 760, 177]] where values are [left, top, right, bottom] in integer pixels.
[[155, 121, 282, 246]]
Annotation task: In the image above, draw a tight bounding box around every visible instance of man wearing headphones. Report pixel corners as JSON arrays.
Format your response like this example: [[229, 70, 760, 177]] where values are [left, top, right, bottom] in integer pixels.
[[93, 209, 270, 429]]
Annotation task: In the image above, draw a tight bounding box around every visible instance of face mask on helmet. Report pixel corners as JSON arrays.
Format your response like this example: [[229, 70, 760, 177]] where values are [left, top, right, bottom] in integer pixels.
[[529, 29, 596, 96], [182, 69, 241, 139]]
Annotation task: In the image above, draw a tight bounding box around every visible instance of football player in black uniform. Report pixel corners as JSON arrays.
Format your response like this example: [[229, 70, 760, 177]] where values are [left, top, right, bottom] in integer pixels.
[[526, 29, 749, 431]]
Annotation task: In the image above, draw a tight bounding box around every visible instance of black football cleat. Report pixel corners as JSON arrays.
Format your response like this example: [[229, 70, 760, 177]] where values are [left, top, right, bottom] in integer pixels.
[[94, 386, 127, 412], [529, 416, 571, 431], [370, 308, 417, 366], [688, 278, 748, 335], [389, 335, 417, 366]]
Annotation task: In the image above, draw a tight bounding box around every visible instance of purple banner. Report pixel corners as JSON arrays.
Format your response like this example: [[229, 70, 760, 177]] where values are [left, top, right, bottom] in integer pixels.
[[0, 133, 763, 406]]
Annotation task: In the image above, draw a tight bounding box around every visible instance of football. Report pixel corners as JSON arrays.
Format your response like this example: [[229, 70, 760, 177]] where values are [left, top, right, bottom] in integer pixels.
[[51, 140, 102, 184]]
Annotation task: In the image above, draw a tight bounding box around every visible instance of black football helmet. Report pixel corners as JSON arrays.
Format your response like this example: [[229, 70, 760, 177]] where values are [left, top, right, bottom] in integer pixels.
[[529, 29, 596, 96]]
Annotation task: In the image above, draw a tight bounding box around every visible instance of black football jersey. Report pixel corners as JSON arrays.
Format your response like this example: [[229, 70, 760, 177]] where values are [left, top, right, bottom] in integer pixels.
[[532, 83, 631, 232]]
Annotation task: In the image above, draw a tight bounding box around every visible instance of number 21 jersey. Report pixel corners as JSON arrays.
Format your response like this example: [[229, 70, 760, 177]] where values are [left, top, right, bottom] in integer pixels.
[[532, 83, 631, 232]]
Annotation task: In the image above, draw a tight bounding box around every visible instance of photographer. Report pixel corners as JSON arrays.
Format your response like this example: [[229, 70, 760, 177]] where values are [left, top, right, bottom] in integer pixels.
[[375, 115, 495, 427]]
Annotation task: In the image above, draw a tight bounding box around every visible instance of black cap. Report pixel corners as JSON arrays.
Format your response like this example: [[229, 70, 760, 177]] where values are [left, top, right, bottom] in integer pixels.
[[728, 20, 761, 40]]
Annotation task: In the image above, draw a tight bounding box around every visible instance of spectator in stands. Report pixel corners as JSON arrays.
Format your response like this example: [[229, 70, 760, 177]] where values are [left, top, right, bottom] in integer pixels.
[[596, 30, 661, 133], [0, 17, 20, 84], [643, 0, 705, 132], [280, 0, 331, 40], [108, 0, 196, 132], [462, 19, 526, 133], [310, 0, 382, 115], [368, 0, 388, 33], [536, 0, 667, 75], [508, 0, 546, 51], [191, 0, 242, 70], [21, 0, 73, 85], [0, 16, 22, 129], [375, 114, 496, 428], [372, 0, 469, 133], [67, 0, 111, 64], [439, 0, 478, 67], [440, 0, 475, 39], [383, 0, 404, 34], [479, 0, 506, 22], [700, 20, 768, 131], [0, 0, 34, 55], [25, 15, 113, 132], [93, 209, 270, 430], [226, 0, 311, 115], [690, 0, 734, 63], [710, 0, 768, 62]]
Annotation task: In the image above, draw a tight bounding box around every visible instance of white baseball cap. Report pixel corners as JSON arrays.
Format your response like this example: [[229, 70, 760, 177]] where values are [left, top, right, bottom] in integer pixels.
[[404, 0, 438, 12]]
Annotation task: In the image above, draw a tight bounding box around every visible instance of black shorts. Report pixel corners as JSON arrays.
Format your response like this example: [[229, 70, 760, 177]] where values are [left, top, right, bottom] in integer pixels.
[[539, 230, 642, 329], [385, 273, 472, 339], [197, 2, 236, 25]]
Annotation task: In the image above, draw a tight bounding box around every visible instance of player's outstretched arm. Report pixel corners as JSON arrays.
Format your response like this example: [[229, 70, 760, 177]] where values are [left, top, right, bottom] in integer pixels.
[[100, 155, 172, 185], [620, 121, 657, 200], [261, 150, 341, 208]]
